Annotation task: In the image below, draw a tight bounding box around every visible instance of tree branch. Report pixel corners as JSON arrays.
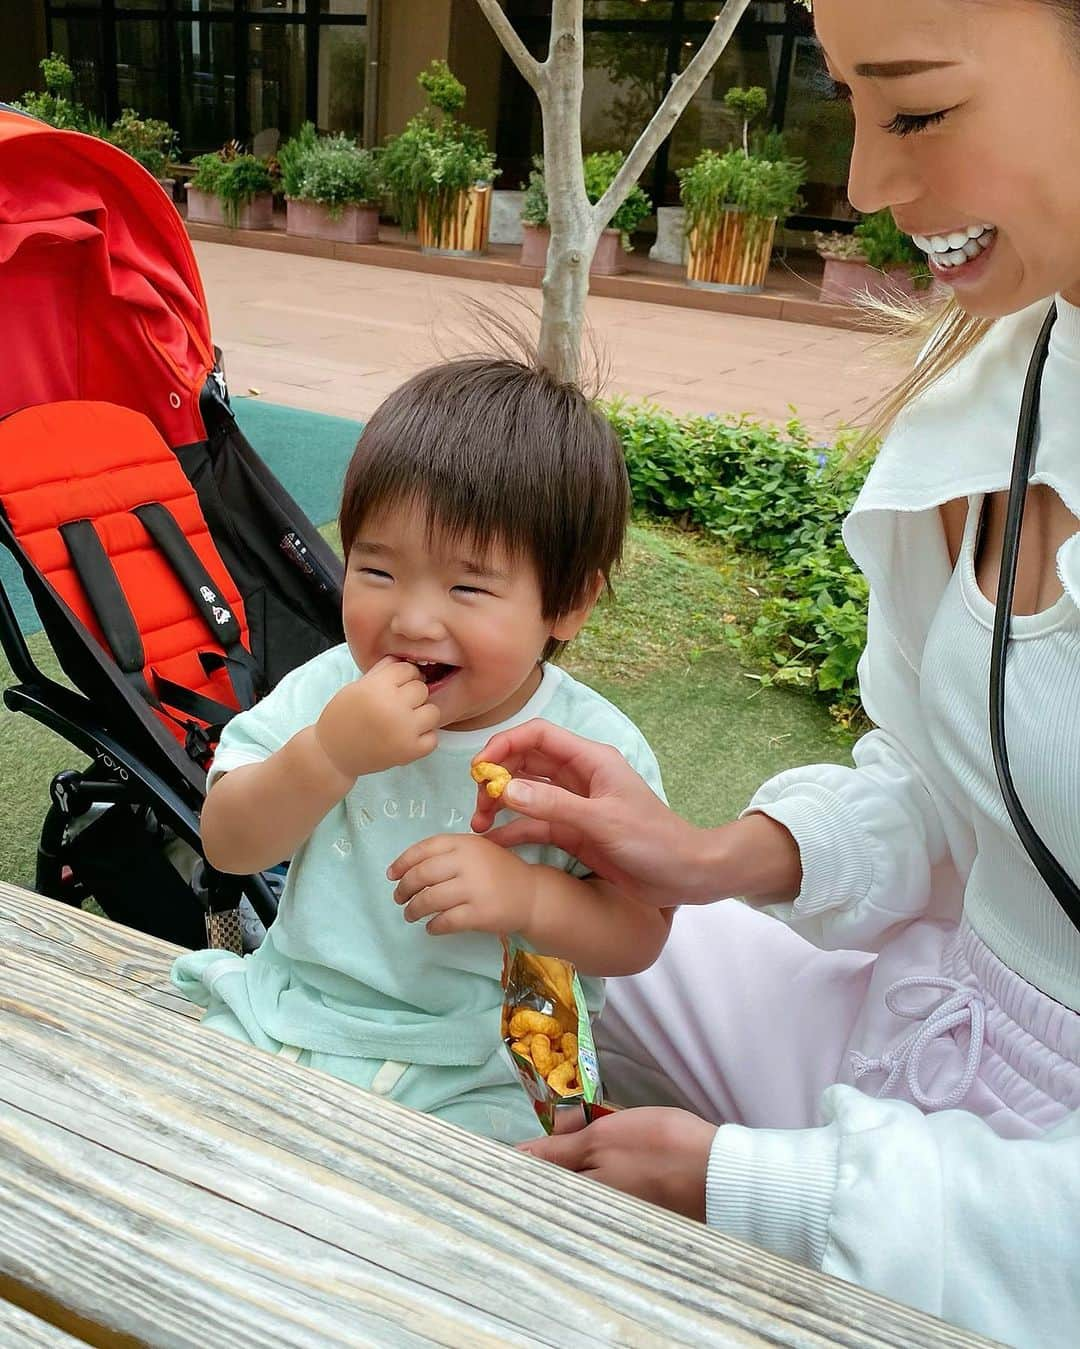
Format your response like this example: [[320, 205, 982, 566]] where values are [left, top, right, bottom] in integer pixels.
[[590, 0, 753, 233], [473, 0, 544, 94]]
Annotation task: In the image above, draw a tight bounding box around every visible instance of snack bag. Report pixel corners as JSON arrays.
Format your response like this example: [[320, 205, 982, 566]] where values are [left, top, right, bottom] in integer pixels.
[[500, 936, 609, 1134]]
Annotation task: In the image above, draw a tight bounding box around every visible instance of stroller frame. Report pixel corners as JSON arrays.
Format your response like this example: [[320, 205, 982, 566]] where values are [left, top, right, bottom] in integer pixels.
[[0, 109, 346, 949]]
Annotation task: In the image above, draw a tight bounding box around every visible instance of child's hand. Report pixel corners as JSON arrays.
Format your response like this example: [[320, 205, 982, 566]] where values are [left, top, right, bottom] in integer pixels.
[[387, 834, 537, 937], [316, 656, 440, 781]]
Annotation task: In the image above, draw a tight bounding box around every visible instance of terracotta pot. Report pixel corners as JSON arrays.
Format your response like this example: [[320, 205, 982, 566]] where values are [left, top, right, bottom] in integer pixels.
[[589, 228, 626, 276], [518, 225, 627, 275], [686, 209, 777, 293], [286, 199, 380, 244], [819, 257, 941, 306], [186, 186, 273, 231], [519, 223, 549, 268], [417, 184, 491, 255]]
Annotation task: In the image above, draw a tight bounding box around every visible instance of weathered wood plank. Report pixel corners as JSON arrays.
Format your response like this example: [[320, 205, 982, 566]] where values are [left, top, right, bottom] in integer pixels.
[[0, 1298, 88, 1347], [0, 882, 997, 1348], [0, 883, 195, 1019]]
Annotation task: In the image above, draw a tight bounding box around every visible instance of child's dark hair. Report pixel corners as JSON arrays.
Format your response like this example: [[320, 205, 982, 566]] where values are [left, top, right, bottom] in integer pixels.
[[338, 356, 629, 660]]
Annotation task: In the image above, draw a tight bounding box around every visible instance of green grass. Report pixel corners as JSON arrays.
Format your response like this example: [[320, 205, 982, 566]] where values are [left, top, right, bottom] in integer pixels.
[[0, 518, 856, 886]]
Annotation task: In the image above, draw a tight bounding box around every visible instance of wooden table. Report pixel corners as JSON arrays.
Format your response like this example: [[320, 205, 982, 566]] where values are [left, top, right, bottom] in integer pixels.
[[0, 879, 995, 1348]]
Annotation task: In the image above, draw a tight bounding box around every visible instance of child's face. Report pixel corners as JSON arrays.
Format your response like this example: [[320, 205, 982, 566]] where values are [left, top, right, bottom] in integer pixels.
[[342, 502, 594, 732]]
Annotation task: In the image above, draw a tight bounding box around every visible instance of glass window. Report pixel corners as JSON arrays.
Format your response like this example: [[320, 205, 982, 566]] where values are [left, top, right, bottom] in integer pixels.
[[584, 2, 673, 17], [50, 18, 106, 121], [113, 1, 169, 11], [115, 19, 170, 121], [665, 19, 775, 181], [319, 1, 367, 13], [248, 21, 306, 157], [780, 36, 855, 220], [582, 28, 668, 156], [48, 0, 101, 8], [176, 18, 235, 154], [177, 1, 237, 10], [247, 0, 306, 13], [317, 25, 366, 137]]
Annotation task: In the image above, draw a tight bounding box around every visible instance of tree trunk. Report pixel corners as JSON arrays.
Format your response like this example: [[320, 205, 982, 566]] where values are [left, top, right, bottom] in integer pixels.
[[537, 1, 596, 383], [476, 0, 754, 385]]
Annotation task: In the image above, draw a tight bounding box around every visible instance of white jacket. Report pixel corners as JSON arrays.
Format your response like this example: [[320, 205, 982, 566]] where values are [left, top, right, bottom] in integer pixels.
[[705, 297, 1080, 1348]]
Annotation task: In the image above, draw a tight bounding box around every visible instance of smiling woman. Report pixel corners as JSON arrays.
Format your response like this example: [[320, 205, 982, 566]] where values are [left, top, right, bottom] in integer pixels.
[[813, 0, 1080, 433], [465, 4, 1080, 1345]]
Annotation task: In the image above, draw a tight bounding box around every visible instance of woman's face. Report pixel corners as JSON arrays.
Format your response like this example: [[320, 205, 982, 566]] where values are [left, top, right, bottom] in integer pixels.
[[815, 0, 1080, 316]]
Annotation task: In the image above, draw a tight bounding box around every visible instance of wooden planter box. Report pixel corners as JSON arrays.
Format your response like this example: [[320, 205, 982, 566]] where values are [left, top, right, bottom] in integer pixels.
[[519, 225, 627, 276], [286, 199, 380, 244], [686, 209, 777, 293], [417, 185, 491, 256], [186, 186, 273, 231], [819, 257, 939, 306]]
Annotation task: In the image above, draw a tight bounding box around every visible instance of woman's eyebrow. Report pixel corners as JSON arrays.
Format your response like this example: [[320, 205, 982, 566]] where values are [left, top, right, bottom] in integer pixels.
[[854, 60, 959, 78]]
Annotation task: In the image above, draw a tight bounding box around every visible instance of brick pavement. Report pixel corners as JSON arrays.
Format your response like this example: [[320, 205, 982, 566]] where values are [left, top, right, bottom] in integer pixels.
[[195, 241, 903, 438]]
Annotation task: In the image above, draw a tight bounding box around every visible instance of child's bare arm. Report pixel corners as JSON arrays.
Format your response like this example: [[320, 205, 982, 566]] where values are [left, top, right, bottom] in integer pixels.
[[201, 727, 355, 874], [387, 834, 672, 976], [203, 658, 439, 875], [520, 869, 673, 976]]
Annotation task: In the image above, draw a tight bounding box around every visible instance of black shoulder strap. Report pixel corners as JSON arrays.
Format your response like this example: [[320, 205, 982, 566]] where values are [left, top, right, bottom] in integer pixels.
[[60, 517, 242, 764], [59, 520, 157, 708], [132, 502, 261, 710], [990, 302, 1080, 933]]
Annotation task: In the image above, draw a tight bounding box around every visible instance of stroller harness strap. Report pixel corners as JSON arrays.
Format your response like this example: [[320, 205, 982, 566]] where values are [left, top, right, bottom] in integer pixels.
[[0, 400, 261, 763], [58, 510, 259, 752]]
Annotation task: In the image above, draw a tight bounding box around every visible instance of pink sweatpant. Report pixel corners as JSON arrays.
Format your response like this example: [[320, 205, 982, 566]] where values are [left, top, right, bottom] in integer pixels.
[[596, 902, 1080, 1138]]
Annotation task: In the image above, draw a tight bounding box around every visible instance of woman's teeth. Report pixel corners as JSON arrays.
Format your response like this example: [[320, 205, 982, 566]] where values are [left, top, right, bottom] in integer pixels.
[[911, 224, 997, 269]]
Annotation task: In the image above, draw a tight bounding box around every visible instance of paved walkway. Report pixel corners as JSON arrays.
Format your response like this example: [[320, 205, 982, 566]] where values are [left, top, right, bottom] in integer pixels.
[[195, 242, 903, 437]]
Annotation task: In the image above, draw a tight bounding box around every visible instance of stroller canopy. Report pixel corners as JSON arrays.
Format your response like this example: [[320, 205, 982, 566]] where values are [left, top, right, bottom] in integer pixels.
[[0, 108, 214, 447]]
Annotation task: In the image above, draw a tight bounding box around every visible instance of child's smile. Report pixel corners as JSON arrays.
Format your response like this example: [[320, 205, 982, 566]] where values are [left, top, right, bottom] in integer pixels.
[[342, 502, 575, 733]]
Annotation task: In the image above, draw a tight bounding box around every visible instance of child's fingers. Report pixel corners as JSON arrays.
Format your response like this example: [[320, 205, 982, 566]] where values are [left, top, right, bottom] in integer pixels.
[[424, 902, 480, 937], [401, 880, 463, 924], [386, 834, 454, 881], [392, 852, 460, 906]]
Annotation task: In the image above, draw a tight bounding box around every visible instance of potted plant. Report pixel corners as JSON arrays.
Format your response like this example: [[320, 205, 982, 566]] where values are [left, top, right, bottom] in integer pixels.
[[381, 61, 498, 256], [817, 209, 935, 304], [186, 147, 275, 230], [283, 131, 383, 245], [13, 52, 105, 134], [106, 107, 179, 192], [518, 151, 652, 275], [679, 87, 805, 293]]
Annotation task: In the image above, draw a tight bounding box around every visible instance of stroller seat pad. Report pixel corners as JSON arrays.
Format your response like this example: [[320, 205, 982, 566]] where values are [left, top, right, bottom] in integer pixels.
[[0, 400, 256, 751]]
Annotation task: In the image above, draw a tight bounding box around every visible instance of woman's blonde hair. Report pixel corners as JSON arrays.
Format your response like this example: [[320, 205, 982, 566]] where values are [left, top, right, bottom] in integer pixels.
[[860, 295, 993, 446]]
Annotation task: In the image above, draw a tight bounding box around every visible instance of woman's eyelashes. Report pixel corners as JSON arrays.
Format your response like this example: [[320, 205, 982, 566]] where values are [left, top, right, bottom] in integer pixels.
[[824, 77, 954, 136], [882, 109, 953, 137]]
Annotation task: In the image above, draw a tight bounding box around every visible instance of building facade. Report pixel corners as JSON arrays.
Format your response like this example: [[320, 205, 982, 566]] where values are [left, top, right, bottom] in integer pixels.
[[9, 1, 854, 226]]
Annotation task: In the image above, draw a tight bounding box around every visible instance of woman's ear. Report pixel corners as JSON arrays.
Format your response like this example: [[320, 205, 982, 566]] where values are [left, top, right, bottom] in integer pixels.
[[549, 572, 606, 643]]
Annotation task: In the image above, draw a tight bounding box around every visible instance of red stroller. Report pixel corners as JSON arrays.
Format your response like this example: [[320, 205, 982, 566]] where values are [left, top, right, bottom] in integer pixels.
[[0, 107, 345, 950]]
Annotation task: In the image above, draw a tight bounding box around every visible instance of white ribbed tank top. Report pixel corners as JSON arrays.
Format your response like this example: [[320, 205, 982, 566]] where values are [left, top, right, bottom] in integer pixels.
[[920, 493, 1080, 1009]]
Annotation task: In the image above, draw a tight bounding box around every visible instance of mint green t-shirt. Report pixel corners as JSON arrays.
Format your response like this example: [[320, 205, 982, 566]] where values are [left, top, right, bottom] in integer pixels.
[[184, 645, 665, 1068]]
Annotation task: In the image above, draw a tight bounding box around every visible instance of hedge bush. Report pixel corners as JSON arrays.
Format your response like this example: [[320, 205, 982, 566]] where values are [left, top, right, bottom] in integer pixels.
[[605, 402, 872, 722]]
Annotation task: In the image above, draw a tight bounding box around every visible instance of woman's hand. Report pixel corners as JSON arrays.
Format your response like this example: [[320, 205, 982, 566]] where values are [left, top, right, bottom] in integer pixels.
[[469, 721, 705, 907], [471, 721, 804, 909], [519, 1108, 717, 1222]]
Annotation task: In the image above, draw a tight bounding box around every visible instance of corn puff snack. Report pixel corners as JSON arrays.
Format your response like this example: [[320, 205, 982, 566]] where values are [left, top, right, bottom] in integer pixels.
[[471, 760, 512, 800], [500, 937, 606, 1133]]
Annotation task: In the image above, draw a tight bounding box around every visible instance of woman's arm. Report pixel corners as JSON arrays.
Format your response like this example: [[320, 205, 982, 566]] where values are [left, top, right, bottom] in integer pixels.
[[476, 591, 961, 951], [469, 722, 803, 908], [522, 1094, 1080, 1348]]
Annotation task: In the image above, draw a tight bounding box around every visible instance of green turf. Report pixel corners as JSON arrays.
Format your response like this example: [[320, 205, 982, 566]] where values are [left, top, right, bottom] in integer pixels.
[[0, 517, 855, 887]]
